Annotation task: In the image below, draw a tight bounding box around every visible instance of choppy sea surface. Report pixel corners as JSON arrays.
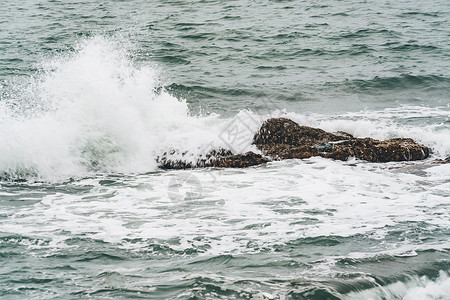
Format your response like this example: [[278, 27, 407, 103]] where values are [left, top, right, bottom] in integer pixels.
[[1, 1, 449, 299]]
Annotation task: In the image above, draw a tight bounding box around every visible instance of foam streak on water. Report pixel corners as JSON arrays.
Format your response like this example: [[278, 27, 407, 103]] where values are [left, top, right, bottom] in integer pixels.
[[1, 158, 449, 298]]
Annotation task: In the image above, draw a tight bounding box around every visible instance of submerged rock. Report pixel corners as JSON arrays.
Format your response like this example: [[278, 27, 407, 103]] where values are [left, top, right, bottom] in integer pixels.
[[253, 118, 429, 162]]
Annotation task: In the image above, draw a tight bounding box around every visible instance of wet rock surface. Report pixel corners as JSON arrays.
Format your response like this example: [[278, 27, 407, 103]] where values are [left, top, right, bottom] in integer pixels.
[[432, 156, 450, 164], [253, 118, 430, 163], [157, 118, 430, 169], [157, 149, 269, 170]]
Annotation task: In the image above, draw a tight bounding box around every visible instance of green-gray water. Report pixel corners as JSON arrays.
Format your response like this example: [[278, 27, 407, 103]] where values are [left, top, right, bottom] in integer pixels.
[[1, 1, 449, 299]]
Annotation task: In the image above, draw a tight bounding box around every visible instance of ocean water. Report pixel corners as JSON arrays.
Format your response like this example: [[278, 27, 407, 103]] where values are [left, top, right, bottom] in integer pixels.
[[1, 1, 449, 299]]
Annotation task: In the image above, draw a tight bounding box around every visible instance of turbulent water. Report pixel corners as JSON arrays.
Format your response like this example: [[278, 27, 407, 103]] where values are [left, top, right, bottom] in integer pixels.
[[1, 1, 450, 299]]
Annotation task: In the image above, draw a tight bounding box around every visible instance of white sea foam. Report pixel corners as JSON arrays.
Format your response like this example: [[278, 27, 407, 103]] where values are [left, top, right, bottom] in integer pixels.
[[343, 270, 450, 300], [2, 156, 448, 255], [1, 159, 449, 299]]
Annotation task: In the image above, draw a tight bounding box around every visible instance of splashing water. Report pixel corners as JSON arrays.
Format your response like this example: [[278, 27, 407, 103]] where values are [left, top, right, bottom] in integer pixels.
[[0, 37, 225, 180]]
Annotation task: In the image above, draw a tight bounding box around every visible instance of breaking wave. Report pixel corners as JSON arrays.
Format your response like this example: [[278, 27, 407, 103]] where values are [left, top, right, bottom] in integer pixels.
[[0, 37, 234, 180], [0, 36, 449, 181]]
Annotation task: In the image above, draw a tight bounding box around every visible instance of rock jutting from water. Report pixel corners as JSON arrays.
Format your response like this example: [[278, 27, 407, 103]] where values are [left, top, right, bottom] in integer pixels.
[[254, 118, 430, 162], [157, 149, 269, 169], [157, 118, 430, 169]]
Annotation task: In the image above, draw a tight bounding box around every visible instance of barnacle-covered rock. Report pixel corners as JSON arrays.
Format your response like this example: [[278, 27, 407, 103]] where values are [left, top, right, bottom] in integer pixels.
[[253, 118, 429, 162], [158, 118, 429, 169], [157, 148, 268, 169]]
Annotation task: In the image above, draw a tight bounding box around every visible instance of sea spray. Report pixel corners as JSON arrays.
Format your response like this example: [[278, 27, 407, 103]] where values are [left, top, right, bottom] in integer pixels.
[[0, 37, 225, 180]]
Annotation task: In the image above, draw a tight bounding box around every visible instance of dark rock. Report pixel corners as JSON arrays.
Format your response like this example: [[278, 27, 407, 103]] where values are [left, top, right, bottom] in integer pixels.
[[253, 118, 344, 149], [157, 149, 269, 169], [158, 118, 430, 169], [432, 156, 450, 164], [253, 118, 429, 162], [206, 151, 270, 168], [323, 138, 429, 162]]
